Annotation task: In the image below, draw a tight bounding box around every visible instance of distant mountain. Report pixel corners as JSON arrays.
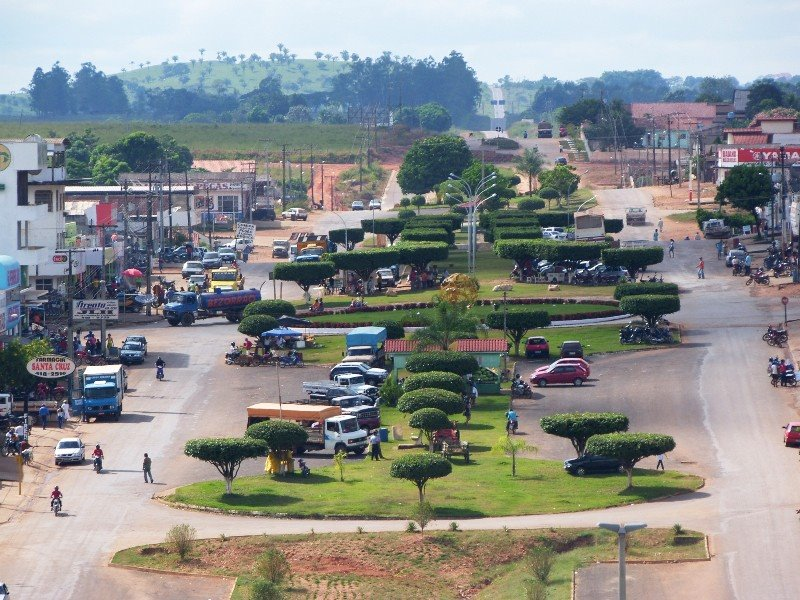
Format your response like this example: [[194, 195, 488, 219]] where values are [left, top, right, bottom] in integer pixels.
[[116, 58, 351, 96]]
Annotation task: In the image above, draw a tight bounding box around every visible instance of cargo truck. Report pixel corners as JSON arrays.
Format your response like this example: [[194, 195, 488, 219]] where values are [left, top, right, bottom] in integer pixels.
[[574, 214, 606, 242], [246, 403, 368, 455], [286, 395, 381, 430], [163, 288, 260, 326], [625, 207, 647, 226], [79, 365, 126, 422], [343, 326, 387, 367]]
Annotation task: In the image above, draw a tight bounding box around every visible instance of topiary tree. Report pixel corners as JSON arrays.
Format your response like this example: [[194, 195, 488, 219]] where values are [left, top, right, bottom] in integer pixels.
[[329, 227, 365, 250], [540, 412, 630, 457], [618, 294, 680, 328], [406, 351, 478, 376], [379, 376, 403, 407], [401, 227, 453, 245], [328, 248, 400, 283], [374, 320, 404, 339], [397, 208, 417, 220], [238, 315, 278, 337], [397, 388, 464, 415], [273, 262, 336, 295], [403, 371, 466, 395], [485, 310, 550, 355], [585, 432, 676, 488], [538, 187, 560, 209], [604, 218, 624, 234], [389, 452, 453, 502], [409, 407, 452, 451], [245, 420, 308, 452], [184, 437, 266, 493], [242, 299, 296, 319], [363, 218, 405, 245], [614, 282, 679, 300], [518, 197, 545, 211], [411, 195, 427, 213], [601, 247, 664, 279]]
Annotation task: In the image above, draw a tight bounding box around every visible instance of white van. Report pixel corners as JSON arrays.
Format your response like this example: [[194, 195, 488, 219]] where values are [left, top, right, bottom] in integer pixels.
[[0, 394, 12, 417]]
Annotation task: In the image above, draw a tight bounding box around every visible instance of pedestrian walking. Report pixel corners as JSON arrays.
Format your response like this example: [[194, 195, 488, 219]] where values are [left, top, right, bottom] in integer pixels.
[[668, 239, 675, 258], [38, 404, 49, 429], [657, 217, 663, 233], [716, 240, 724, 259], [369, 432, 381, 461], [653, 229, 659, 242], [143, 453, 154, 483], [61, 401, 71, 423], [470, 384, 479, 408], [696, 257, 705, 279], [56, 405, 65, 429], [463, 401, 471, 424], [744, 254, 752, 276], [656, 453, 665, 470]]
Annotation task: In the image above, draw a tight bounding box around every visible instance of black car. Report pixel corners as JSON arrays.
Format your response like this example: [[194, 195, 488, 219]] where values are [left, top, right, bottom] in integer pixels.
[[253, 206, 276, 221], [563, 454, 624, 476], [329, 362, 388, 386], [272, 246, 289, 259], [559, 341, 584, 358]]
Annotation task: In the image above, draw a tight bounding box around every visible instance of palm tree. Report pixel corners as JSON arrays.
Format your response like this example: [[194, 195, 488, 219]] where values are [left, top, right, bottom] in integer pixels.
[[412, 302, 478, 350], [514, 147, 544, 194], [172, 55, 179, 63]]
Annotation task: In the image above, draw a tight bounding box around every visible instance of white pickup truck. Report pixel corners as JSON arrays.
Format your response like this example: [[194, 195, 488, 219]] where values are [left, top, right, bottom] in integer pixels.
[[303, 373, 378, 399]]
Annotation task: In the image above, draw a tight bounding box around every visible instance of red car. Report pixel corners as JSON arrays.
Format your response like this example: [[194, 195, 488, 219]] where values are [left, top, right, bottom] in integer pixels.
[[530, 364, 587, 387], [531, 358, 590, 381], [525, 336, 550, 359], [783, 422, 800, 446]]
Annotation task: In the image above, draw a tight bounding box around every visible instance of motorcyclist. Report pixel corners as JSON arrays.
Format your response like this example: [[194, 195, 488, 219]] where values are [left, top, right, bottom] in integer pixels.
[[50, 486, 63, 509], [155, 357, 165, 368], [505, 409, 519, 431], [92, 444, 104, 469]]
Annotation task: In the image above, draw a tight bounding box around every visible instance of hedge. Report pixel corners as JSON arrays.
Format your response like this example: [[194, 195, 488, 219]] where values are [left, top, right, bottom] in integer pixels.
[[407, 213, 464, 230], [397, 388, 465, 415], [492, 226, 543, 241], [373, 320, 405, 339], [405, 351, 478, 376], [403, 371, 466, 395], [406, 218, 456, 233], [401, 227, 454, 245], [534, 212, 571, 228], [614, 282, 680, 300], [604, 218, 624, 234], [397, 208, 417, 220], [494, 239, 606, 265], [601, 247, 664, 276], [518, 197, 546, 211], [242, 299, 296, 319]]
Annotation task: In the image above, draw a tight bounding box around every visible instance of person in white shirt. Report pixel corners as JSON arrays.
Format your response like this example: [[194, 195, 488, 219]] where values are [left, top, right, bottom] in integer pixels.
[[656, 453, 665, 470]]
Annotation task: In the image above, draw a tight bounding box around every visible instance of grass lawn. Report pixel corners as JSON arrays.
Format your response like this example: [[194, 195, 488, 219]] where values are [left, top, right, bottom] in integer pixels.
[[112, 527, 707, 600], [168, 395, 701, 518], [300, 335, 346, 364], [667, 211, 698, 223]]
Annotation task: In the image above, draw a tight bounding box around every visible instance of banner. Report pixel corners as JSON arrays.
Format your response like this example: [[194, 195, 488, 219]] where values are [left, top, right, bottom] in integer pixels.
[[26, 354, 76, 378], [236, 222, 256, 242], [72, 299, 119, 320]]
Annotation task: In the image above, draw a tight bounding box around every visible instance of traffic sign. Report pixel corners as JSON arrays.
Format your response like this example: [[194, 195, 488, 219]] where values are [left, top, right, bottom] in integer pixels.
[[782, 296, 789, 306]]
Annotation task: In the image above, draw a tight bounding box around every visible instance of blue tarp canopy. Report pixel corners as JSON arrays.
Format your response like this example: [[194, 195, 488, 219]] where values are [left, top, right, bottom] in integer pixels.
[[260, 327, 303, 338]]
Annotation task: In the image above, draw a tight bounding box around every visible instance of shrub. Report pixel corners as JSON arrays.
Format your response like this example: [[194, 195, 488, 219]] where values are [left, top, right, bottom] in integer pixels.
[[242, 300, 296, 319], [249, 579, 284, 600], [409, 408, 453, 451], [602, 247, 664, 277], [518, 197, 545, 211], [398, 208, 417, 220], [493, 226, 543, 241], [605, 218, 624, 234], [166, 524, 196, 560], [379, 377, 403, 407], [614, 282, 679, 300], [238, 315, 278, 337], [618, 294, 680, 327], [403, 371, 466, 395], [399, 197, 411, 207], [485, 136, 520, 150], [411, 195, 426, 209], [402, 227, 453, 244], [527, 546, 556, 583], [523, 579, 548, 600], [397, 388, 464, 415], [535, 211, 571, 228], [406, 351, 478, 375], [254, 547, 291, 584], [374, 320, 404, 339], [245, 420, 308, 452], [410, 500, 436, 535]]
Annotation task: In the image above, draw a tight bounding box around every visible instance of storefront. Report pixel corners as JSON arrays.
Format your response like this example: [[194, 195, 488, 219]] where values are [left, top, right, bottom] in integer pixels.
[[0, 256, 22, 339]]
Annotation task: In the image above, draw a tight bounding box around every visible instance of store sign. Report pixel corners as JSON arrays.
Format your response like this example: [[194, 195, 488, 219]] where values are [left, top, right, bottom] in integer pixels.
[[72, 299, 119, 320], [718, 147, 800, 167], [236, 222, 256, 242], [26, 355, 76, 379], [0, 144, 10, 171]]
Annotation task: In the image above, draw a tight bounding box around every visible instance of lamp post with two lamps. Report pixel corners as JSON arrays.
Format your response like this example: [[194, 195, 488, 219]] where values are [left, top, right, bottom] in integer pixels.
[[597, 521, 647, 600], [445, 172, 498, 274]]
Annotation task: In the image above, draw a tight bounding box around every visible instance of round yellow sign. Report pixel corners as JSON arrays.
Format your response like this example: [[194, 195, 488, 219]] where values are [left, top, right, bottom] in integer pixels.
[[0, 144, 10, 171]]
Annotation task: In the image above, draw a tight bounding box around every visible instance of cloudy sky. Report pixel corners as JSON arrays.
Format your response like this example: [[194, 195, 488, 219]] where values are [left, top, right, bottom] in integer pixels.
[[4, 0, 798, 92]]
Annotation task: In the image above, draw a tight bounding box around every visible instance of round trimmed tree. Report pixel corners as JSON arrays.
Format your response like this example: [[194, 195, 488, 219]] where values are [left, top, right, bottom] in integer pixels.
[[540, 412, 630, 457], [403, 371, 466, 395], [486, 310, 550, 355], [242, 300, 296, 319], [238, 315, 278, 337], [390, 452, 453, 502], [585, 432, 676, 489], [619, 295, 680, 328], [409, 408, 452, 451], [405, 351, 478, 376], [397, 388, 464, 415], [184, 437, 266, 494], [246, 420, 308, 453]]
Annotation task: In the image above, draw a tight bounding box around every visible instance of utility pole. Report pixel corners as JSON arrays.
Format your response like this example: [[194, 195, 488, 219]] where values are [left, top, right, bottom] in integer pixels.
[[157, 161, 164, 254], [358, 137, 364, 192], [185, 172, 192, 237], [146, 191, 153, 317], [281, 144, 287, 204], [651, 118, 657, 185], [321, 162, 325, 209], [780, 145, 787, 249], [667, 115, 673, 197], [167, 160, 173, 247], [205, 182, 212, 247], [122, 180, 130, 269], [98, 223, 107, 358], [65, 247, 75, 405], [309, 145, 315, 208]]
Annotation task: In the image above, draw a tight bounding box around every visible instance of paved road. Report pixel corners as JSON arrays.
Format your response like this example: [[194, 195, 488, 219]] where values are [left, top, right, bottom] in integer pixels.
[[4, 185, 800, 599]]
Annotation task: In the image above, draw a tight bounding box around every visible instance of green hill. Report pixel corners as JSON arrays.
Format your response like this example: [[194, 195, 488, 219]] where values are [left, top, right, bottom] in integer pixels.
[[116, 58, 351, 96]]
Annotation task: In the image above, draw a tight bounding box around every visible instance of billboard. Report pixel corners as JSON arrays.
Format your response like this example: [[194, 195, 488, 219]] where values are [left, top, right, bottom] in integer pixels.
[[72, 299, 119, 320], [236, 222, 256, 242], [718, 147, 800, 167]]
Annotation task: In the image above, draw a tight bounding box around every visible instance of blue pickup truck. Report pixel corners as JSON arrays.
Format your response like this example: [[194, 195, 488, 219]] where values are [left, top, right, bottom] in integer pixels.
[[163, 288, 261, 326]]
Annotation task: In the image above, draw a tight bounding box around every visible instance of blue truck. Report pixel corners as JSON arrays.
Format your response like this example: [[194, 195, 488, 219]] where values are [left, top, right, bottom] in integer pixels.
[[80, 365, 126, 422], [163, 288, 261, 326]]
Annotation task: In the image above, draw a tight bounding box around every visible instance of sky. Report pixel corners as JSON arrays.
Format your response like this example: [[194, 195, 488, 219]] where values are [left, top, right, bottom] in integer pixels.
[[3, 0, 799, 93]]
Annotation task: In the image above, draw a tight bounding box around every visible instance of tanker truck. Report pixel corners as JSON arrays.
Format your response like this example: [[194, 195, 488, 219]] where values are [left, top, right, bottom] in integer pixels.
[[163, 288, 261, 326]]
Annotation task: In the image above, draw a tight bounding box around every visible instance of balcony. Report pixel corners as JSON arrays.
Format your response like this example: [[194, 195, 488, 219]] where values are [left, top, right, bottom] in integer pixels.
[[29, 167, 68, 184]]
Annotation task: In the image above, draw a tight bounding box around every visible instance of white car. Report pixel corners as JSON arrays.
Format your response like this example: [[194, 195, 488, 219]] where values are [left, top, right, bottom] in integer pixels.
[[181, 261, 204, 279], [368, 199, 382, 210], [54, 437, 85, 466], [351, 200, 365, 211], [281, 208, 308, 221]]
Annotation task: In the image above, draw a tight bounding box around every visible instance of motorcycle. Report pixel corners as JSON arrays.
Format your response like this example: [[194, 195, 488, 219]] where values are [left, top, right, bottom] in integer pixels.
[[745, 270, 770, 286], [763, 326, 788, 344], [279, 352, 305, 368], [506, 419, 519, 434], [511, 381, 532, 398], [731, 263, 744, 276], [225, 348, 242, 365], [639, 273, 663, 283], [93, 456, 103, 473], [52, 497, 62, 517], [156, 364, 165, 380], [297, 458, 311, 478]]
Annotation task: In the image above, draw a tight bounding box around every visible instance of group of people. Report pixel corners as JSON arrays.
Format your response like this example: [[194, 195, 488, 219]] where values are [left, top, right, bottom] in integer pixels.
[[37, 401, 71, 429], [768, 357, 797, 387], [310, 298, 325, 313], [409, 266, 447, 291], [74, 331, 113, 356]]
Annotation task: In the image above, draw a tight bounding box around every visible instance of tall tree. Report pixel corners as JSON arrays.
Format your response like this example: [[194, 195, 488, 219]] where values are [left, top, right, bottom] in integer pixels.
[[540, 412, 630, 457], [715, 164, 773, 215], [514, 148, 545, 194], [412, 301, 478, 350], [585, 432, 676, 489], [397, 135, 472, 194], [29, 63, 71, 116]]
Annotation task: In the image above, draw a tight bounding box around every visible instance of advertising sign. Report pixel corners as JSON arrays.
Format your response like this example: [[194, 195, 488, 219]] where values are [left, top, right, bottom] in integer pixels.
[[236, 222, 256, 242], [718, 147, 800, 167], [72, 299, 119, 320], [26, 355, 76, 379]]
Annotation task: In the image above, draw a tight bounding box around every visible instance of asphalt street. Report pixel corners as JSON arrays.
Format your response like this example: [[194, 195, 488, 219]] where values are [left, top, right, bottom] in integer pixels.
[[3, 184, 800, 599]]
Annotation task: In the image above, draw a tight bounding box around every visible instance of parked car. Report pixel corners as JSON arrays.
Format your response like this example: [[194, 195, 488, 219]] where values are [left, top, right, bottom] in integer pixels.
[[374, 268, 395, 287], [595, 265, 630, 283], [181, 261, 204, 279], [201, 252, 223, 269], [725, 248, 747, 267], [253, 206, 276, 221], [524, 336, 550, 358], [563, 454, 624, 476], [783, 422, 800, 446], [54, 437, 85, 466], [272, 245, 289, 259], [123, 335, 148, 356], [368, 199, 382, 210], [281, 207, 308, 221], [295, 254, 321, 263], [119, 341, 146, 365], [555, 156, 568, 165], [188, 274, 207, 290], [560, 341, 584, 358], [219, 248, 237, 264], [532, 358, 590, 379], [351, 200, 365, 211], [530, 363, 587, 387], [329, 362, 389, 385], [220, 238, 248, 252]]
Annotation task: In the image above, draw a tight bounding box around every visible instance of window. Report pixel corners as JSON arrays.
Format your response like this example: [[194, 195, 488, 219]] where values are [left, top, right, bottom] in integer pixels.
[[218, 195, 238, 213], [17, 172, 28, 206], [17, 221, 29, 249], [326, 421, 338, 433], [35, 190, 53, 212], [34, 278, 53, 291]]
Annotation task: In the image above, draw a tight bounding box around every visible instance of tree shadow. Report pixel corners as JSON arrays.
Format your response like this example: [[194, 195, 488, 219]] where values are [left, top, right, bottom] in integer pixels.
[[460, 423, 494, 431], [217, 493, 302, 507], [267, 473, 337, 485]]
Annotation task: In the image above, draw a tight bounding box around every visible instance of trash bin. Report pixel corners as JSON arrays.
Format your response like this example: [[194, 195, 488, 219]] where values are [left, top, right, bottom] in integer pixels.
[[379, 427, 389, 443]]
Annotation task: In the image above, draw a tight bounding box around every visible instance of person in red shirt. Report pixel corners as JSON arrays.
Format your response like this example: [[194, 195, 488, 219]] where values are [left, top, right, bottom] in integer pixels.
[[92, 444, 104, 471], [50, 486, 63, 508]]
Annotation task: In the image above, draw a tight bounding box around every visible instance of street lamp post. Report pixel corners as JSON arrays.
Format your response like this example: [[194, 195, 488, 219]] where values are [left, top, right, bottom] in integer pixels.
[[492, 284, 513, 339], [447, 172, 497, 275], [598, 522, 647, 600]]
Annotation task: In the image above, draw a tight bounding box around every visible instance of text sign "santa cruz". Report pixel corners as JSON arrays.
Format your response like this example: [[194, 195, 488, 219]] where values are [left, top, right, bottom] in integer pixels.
[[26, 355, 76, 379]]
